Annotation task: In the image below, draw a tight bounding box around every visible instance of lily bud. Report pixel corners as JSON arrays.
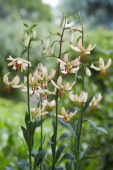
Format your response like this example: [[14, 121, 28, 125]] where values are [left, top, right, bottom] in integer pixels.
[[24, 35, 30, 47], [70, 33, 74, 44], [60, 16, 65, 27], [67, 16, 73, 24], [85, 67, 91, 77], [43, 39, 49, 49], [48, 47, 53, 56], [24, 33, 28, 41], [31, 30, 36, 39]]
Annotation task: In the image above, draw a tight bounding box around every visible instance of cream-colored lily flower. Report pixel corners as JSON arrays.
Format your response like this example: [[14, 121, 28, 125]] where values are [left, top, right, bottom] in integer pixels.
[[51, 76, 76, 91], [3, 72, 23, 88], [7, 55, 32, 72], [57, 54, 80, 74], [70, 38, 96, 54], [69, 91, 88, 103], [90, 57, 112, 72], [35, 64, 56, 81], [31, 107, 48, 117], [43, 100, 56, 111], [89, 93, 102, 107], [35, 88, 56, 97], [56, 107, 77, 122]]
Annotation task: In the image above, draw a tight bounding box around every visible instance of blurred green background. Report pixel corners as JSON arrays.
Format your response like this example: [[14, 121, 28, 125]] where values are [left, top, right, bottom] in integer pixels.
[[0, 0, 113, 169]]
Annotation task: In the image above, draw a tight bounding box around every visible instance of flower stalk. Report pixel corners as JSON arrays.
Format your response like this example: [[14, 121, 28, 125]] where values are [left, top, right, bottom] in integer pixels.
[[27, 39, 32, 170], [52, 22, 65, 170], [75, 15, 85, 169]]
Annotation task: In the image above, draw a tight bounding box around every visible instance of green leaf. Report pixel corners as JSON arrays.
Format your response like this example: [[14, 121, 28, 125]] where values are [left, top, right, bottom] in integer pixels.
[[31, 24, 37, 28], [16, 160, 29, 169], [34, 119, 44, 128], [57, 153, 74, 165], [87, 120, 97, 131], [67, 107, 79, 114], [56, 144, 67, 163], [52, 54, 58, 58], [56, 168, 63, 170], [58, 132, 72, 142], [57, 32, 61, 36], [34, 150, 46, 169], [21, 126, 29, 146], [58, 118, 76, 136], [52, 119, 56, 134], [24, 23, 29, 27], [96, 127, 108, 135]]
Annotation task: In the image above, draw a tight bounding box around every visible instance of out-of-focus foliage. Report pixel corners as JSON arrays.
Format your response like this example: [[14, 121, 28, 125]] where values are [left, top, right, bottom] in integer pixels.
[[60, 0, 113, 28], [0, 0, 54, 95], [0, 0, 52, 21]]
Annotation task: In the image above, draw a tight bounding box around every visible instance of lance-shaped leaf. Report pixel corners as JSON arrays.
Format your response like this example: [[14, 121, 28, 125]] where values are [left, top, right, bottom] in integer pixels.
[[57, 153, 74, 166], [34, 150, 46, 169], [58, 132, 72, 143], [58, 118, 76, 136], [56, 144, 67, 163]]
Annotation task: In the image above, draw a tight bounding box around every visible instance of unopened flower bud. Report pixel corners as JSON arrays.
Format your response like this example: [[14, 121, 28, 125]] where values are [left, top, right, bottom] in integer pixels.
[[67, 16, 73, 24], [60, 17, 65, 27], [24, 35, 30, 47], [85, 67, 91, 77], [48, 47, 53, 56], [70, 33, 74, 44], [42, 39, 49, 50], [31, 30, 36, 39], [24, 33, 28, 41]]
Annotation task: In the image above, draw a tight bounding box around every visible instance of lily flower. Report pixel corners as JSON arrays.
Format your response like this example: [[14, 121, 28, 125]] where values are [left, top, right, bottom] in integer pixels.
[[35, 64, 56, 82], [70, 38, 96, 61], [89, 93, 102, 108], [71, 38, 96, 54], [31, 107, 49, 118], [43, 100, 56, 111], [69, 91, 88, 103], [7, 55, 32, 72], [90, 57, 111, 73], [3, 72, 23, 88], [51, 76, 76, 91], [56, 107, 77, 122], [57, 54, 80, 75]]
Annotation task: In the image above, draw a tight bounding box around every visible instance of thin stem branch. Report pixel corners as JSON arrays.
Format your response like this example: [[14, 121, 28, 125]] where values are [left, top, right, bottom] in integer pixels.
[[52, 25, 65, 170], [27, 39, 32, 170], [75, 15, 85, 170]]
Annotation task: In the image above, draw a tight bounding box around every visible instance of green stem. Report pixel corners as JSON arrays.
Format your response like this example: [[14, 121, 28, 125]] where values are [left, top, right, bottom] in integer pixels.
[[52, 26, 65, 170], [40, 95, 43, 170], [75, 15, 84, 170], [27, 39, 32, 170]]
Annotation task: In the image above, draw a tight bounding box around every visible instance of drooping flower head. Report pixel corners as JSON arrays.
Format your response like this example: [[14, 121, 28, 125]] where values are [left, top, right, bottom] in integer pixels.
[[7, 55, 32, 72]]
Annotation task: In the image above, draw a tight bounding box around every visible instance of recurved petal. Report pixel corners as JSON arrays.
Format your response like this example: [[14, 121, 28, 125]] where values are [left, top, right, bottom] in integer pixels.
[[104, 58, 112, 70], [61, 107, 67, 116], [47, 69, 56, 80], [64, 54, 69, 63], [57, 76, 62, 87], [96, 93, 102, 104], [85, 44, 96, 53], [70, 45, 81, 52], [3, 72, 10, 85], [51, 80, 60, 89], [11, 75, 20, 86], [90, 64, 100, 71], [99, 57, 105, 67], [77, 38, 83, 50], [71, 67, 79, 73], [71, 57, 80, 66]]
